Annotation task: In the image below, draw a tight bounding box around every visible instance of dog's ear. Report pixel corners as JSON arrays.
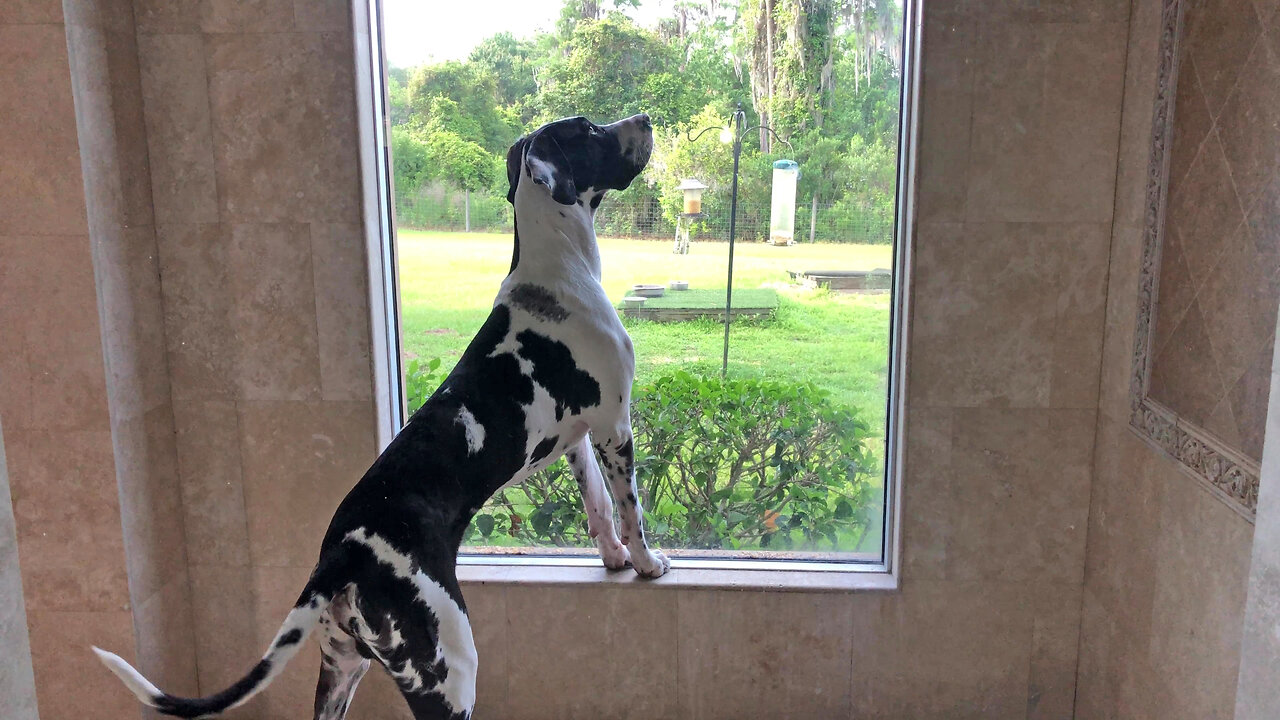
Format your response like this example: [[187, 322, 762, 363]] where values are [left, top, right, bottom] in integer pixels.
[[524, 131, 577, 206], [505, 136, 527, 205]]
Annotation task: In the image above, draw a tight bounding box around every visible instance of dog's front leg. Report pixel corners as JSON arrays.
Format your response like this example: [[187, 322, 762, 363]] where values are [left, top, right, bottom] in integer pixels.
[[565, 436, 631, 570], [593, 428, 670, 579]]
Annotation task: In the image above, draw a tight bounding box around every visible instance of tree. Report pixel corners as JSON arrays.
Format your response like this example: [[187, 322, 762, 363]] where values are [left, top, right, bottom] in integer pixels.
[[537, 15, 695, 127], [469, 33, 540, 113], [391, 127, 431, 196], [426, 131, 502, 231]]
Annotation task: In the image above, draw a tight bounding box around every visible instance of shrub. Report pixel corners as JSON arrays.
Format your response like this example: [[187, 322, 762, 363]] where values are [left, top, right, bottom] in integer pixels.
[[403, 362, 882, 552]]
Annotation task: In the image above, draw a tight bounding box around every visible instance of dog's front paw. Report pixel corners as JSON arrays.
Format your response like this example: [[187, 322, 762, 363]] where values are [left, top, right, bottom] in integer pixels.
[[631, 548, 670, 579], [596, 536, 632, 571]]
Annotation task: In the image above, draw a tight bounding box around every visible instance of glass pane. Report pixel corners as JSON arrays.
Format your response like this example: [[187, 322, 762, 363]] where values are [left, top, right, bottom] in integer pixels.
[[384, 0, 906, 563]]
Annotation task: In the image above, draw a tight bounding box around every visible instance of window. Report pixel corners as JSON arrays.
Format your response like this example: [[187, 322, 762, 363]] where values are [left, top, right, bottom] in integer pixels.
[[358, 0, 918, 577]]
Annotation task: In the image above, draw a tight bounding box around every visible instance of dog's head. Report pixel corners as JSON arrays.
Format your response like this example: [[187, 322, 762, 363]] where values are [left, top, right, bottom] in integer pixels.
[[505, 114, 653, 207]]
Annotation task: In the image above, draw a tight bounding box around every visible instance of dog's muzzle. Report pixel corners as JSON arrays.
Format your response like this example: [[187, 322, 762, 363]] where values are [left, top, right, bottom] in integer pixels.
[[608, 113, 654, 169]]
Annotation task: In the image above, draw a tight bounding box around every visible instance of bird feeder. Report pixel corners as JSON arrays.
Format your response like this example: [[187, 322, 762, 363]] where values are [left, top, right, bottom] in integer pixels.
[[676, 178, 708, 215]]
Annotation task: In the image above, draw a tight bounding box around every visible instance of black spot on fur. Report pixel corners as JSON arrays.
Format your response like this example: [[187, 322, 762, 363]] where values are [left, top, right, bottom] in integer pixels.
[[530, 435, 559, 464], [626, 492, 637, 506], [516, 330, 601, 419], [509, 283, 570, 323], [559, 211, 565, 217], [276, 628, 303, 648], [589, 192, 604, 209], [566, 451, 578, 464]]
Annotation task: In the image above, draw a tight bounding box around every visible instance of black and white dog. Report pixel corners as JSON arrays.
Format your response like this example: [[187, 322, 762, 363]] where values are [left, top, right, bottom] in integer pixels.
[[93, 113, 666, 720]]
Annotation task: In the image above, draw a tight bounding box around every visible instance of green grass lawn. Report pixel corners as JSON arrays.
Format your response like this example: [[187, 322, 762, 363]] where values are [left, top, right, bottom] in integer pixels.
[[398, 229, 893, 429]]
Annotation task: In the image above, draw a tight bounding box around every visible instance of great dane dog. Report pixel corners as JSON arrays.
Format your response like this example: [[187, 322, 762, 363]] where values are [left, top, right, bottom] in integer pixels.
[[93, 113, 666, 720]]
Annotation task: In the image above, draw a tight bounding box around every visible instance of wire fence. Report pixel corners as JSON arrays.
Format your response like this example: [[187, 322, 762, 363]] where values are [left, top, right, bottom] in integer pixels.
[[395, 183, 893, 245]]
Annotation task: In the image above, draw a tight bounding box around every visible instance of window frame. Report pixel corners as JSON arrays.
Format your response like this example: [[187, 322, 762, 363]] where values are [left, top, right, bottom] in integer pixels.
[[353, 0, 921, 589]]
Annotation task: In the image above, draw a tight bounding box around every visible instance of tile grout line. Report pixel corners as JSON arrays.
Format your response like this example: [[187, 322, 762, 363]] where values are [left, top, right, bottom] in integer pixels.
[[1071, 0, 1140, 714]]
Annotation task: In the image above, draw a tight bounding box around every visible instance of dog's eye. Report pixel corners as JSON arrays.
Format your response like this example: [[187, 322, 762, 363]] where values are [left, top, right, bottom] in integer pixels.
[[586, 125, 600, 136]]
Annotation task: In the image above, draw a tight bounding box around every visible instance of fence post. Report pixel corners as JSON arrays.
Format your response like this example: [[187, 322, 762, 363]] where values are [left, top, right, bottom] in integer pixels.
[[465, 189, 470, 233]]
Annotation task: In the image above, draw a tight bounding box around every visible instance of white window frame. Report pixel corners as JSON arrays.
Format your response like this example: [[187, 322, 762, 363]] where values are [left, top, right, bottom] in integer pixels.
[[352, 0, 920, 590]]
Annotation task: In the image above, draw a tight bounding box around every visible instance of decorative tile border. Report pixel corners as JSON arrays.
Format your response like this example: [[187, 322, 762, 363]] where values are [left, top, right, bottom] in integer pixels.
[[1129, 0, 1259, 520]]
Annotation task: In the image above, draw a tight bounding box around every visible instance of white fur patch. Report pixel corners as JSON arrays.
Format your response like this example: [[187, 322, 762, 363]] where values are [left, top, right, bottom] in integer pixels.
[[344, 529, 478, 714], [454, 406, 485, 455]]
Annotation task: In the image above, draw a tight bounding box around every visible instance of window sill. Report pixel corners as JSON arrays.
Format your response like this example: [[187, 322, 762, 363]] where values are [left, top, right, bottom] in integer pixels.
[[457, 561, 898, 593]]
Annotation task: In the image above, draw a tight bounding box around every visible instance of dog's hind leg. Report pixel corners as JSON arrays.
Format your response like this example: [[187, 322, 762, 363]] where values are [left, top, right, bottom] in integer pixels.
[[565, 435, 630, 569], [313, 591, 371, 720], [594, 429, 670, 578]]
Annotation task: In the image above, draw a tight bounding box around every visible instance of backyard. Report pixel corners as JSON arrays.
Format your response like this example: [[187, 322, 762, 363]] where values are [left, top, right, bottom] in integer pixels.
[[400, 230, 892, 422], [399, 229, 894, 555]]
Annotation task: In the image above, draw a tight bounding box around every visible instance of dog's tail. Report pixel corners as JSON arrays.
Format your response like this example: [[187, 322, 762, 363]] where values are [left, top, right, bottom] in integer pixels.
[[92, 550, 350, 718]]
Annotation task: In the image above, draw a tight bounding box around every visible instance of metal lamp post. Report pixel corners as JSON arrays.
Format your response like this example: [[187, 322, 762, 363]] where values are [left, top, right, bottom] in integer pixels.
[[687, 102, 791, 377]]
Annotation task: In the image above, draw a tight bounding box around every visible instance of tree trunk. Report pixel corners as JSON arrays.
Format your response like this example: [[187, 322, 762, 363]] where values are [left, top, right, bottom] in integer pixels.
[[465, 189, 471, 233], [809, 192, 818, 244]]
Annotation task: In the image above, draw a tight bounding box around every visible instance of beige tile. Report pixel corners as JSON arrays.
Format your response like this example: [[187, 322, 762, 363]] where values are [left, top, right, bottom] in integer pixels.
[[947, 408, 1093, 583], [460, 582, 508, 719], [294, 0, 352, 31], [1027, 583, 1082, 720], [201, 0, 295, 33], [1096, 223, 1142, 424], [1111, 0, 1165, 229], [27, 609, 137, 720], [0, 25, 88, 236], [6, 429, 130, 612], [1197, 226, 1280, 404], [1203, 395, 1245, 452], [12, 235, 111, 431], [137, 33, 220, 225], [1151, 227, 1198, 358], [229, 223, 323, 401], [133, 570, 200, 697], [187, 564, 262, 705], [851, 581, 1032, 720], [132, 0, 201, 33], [678, 589, 852, 719], [116, 406, 188, 603], [1166, 56, 1214, 208], [238, 401, 374, 567], [1148, 300, 1228, 426], [1165, 131, 1247, 275], [979, 0, 1130, 23], [1183, 0, 1264, 120], [97, 225, 172, 421], [1227, 337, 1275, 461], [965, 20, 1127, 223], [901, 406, 951, 578], [504, 585, 676, 720], [1047, 224, 1112, 407], [1219, 40, 1280, 217], [911, 223, 1109, 408], [916, 11, 974, 224], [1074, 589, 1116, 720], [206, 32, 361, 224], [0, 238, 35, 431], [156, 223, 238, 400], [173, 399, 251, 567], [1146, 467, 1254, 720], [248, 564, 317, 718], [311, 223, 373, 401], [1082, 422, 1161, 643], [0, 0, 63, 23]]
